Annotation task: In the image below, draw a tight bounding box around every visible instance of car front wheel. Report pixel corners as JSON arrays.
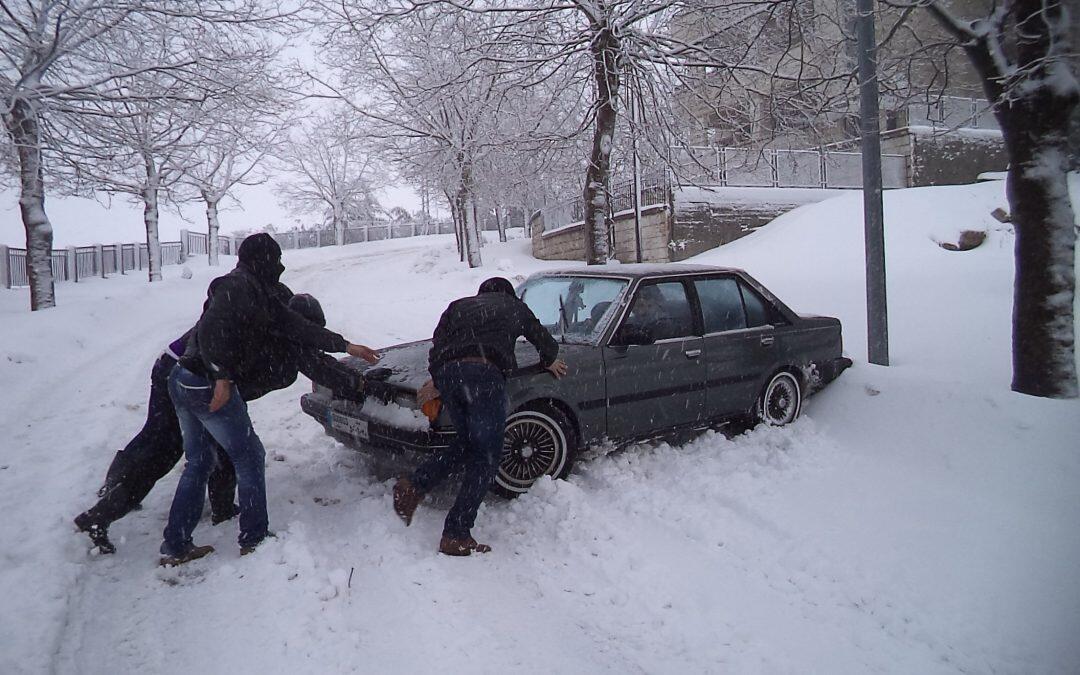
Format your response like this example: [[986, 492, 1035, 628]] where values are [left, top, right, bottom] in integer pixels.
[[494, 407, 574, 498], [756, 371, 802, 426]]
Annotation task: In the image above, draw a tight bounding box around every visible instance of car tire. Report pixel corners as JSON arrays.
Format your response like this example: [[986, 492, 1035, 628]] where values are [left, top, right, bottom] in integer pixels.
[[755, 371, 803, 426], [493, 406, 576, 498]]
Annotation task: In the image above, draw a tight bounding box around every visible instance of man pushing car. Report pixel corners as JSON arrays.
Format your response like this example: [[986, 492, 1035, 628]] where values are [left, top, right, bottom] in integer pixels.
[[393, 277, 567, 556]]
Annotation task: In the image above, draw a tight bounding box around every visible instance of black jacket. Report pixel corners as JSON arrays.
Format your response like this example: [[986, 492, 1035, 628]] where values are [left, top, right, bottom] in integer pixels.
[[428, 292, 558, 375], [181, 264, 349, 385], [239, 336, 362, 402]]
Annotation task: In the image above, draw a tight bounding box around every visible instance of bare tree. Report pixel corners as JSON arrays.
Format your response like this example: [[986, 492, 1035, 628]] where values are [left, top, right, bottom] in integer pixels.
[[183, 67, 291, 266], [309, 5, 584, 267], [317, 0, 853, 265], [887, 0, 1078, 398], [0, 1, 287, 308], [58, 20, 261, 282], [276, 109, 383, 243]]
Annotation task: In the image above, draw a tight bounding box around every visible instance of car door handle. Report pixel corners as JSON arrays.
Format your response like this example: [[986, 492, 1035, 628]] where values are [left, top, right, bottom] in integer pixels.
[[760, 336, 775, 346], [684, 349, 702, 358]]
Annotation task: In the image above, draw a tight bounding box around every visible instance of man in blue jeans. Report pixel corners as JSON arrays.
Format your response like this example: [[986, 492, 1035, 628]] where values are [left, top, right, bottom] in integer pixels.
[[160, 234, 379, 566], [393, 277, 566, 556]]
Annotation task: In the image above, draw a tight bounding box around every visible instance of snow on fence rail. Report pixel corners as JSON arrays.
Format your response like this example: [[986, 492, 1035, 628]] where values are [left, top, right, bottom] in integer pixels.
[[0, 240, 187, 288], [1, 219, 455, 290]]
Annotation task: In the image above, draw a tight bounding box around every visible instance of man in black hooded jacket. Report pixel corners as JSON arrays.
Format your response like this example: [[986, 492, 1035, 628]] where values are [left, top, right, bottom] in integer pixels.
[[393, 277, 566, 556], [74, 292, 362, 555], [160, 234, 378, 565]]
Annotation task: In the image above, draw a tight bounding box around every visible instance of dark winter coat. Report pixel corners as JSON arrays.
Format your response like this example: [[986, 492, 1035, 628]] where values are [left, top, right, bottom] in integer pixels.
[[180, 264, 349, 385], [428, 291, 558, 376]]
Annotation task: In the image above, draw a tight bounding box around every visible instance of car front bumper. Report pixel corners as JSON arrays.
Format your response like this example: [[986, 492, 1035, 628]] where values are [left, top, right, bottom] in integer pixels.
[[300, 392, 456, 457]]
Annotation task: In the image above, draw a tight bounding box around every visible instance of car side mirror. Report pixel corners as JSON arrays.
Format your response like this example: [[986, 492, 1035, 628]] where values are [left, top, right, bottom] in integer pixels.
[[611, 323, 655, 346]]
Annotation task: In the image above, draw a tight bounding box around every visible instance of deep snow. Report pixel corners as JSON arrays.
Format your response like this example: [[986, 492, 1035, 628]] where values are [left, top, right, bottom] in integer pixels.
[[0, 179, 1078, 674]]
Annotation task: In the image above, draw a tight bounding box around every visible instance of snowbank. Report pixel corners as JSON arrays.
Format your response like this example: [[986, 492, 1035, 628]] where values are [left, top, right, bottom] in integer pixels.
[[1, 180, 1078, 674]]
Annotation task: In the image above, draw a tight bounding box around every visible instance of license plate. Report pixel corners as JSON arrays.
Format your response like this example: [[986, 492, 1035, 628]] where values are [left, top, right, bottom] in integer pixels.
[[330, 410, 369, 441]]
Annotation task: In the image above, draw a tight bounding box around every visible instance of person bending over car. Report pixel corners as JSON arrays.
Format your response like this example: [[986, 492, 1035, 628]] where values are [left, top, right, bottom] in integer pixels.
[[393, 276, 567, 556], [160, 234, 379, 566], [75, 292, 364, 555]]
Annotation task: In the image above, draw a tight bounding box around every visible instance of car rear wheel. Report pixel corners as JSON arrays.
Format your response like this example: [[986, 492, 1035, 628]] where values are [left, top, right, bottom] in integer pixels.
[[756, 371, 802, 426], [494, 407, 575, 498]]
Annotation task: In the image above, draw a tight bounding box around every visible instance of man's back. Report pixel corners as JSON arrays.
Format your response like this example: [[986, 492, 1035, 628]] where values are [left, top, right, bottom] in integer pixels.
[[428, 291, 557, 375]]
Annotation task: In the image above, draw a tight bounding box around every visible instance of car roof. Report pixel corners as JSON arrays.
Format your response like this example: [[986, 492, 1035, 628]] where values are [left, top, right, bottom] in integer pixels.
[[529, 263, 744, 280]]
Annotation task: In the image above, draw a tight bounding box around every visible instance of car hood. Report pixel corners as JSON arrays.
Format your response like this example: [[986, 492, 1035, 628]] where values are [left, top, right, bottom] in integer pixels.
[[339, 339, 553, 393]]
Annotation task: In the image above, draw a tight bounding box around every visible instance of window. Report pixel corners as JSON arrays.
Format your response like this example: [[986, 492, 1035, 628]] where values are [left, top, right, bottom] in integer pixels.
[[740, 282, 782, 327], [695, 278, 747, 333], [518, 275, 628, 343], [625, 281, 695, 340]]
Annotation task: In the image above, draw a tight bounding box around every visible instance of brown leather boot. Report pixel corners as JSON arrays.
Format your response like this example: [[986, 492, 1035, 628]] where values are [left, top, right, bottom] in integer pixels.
[[439, 536, 492, 556], [158, 545, 214, 567], [393, 478, 424, 526]]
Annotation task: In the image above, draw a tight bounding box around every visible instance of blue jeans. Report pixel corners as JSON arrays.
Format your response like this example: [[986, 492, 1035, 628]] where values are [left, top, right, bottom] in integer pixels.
[[411, 361, 508, 540], [161, 365, 268, 556]]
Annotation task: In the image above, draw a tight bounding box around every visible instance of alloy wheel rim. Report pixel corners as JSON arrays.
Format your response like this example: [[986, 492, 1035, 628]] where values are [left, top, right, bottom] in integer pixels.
[[497, 413, 566, 492], [764, 375, 799, 425]]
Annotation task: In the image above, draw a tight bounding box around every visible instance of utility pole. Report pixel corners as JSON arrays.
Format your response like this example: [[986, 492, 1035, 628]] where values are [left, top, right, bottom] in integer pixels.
[[630, 80, 643, 263], [856, 0, 890, 366]]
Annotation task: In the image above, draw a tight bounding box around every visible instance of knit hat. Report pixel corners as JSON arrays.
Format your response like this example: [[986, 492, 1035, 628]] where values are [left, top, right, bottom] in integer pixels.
[[288, 293, 326, 327]]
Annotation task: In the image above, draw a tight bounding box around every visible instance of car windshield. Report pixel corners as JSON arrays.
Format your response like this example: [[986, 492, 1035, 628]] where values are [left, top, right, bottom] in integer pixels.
[[518, 275, 628, 344]]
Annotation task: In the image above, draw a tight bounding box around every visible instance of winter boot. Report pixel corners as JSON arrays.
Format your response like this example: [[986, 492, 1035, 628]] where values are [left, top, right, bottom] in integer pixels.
[[158, 545, 215, 567], [438, 535, 492, 556], [393, 478, 424, 526], [240, 532, 276, 556], [74, 512, 116, 555]]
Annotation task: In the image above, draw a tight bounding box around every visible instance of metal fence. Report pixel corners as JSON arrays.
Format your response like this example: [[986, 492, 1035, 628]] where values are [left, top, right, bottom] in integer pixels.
[[2, 219, 457, 290], [268, 220, 456, 252], [536, 146, 909, 234], [0, 239, 186, 289], [668, 147, 908, 189], [901, 96, 998, 131]]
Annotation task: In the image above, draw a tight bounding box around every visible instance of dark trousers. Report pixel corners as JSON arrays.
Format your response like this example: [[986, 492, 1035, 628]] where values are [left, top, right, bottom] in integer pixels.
[[411, 361, 508, 540], [82, 355, 236, 528], [163, 365, 268, 555]]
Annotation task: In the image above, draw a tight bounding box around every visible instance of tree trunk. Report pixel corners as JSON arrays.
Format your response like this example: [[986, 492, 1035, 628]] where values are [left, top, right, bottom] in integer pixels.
[[445, 189, 464, 261], [205, 196, 221, 266], [927, 0, 1079, 398], [142, 158, 163, 282], [583, 22, 620, 265], [1002, 103, 1078, 398], [457, 186, 482, 268], [458, 161, 482, 268], [496, 204, 507, 243], [7, 99, 55, 310], [996, 0, 1078, 398]]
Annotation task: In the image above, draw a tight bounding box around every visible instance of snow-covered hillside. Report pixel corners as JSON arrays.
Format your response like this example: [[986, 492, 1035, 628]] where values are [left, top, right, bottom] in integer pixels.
[[0, 180, 1077, 674]]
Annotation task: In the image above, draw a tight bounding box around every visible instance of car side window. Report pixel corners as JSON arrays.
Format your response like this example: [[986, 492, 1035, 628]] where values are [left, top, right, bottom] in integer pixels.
[[739, 282, 782, 327], [625, 281, 695, 340], [695, 278, 747, 333]]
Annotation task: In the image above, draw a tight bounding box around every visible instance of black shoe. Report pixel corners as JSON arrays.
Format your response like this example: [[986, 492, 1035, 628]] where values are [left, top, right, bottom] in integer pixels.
[[240, 531, 276, 556], [211, 504, 239, 525], [159, 545, 215, 567], [75, 513, 116, 555]]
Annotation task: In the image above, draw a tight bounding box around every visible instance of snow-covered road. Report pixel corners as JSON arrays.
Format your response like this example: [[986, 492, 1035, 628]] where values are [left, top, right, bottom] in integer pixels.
[[1, 179, 1078, 674]]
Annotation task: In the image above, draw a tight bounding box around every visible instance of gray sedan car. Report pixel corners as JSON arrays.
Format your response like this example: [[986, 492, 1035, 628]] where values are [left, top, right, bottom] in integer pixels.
[[300, 265, 851, 496]]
